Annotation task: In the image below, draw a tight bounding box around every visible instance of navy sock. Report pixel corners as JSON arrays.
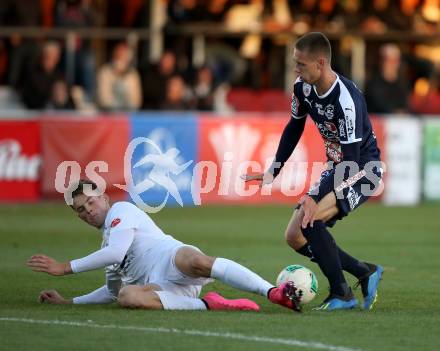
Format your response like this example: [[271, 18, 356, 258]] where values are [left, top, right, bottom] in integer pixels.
[[337, 248, 370, 279], [301, 221, 350, 296], [295, 244, 315, 261], [296, 243, 369, 279]]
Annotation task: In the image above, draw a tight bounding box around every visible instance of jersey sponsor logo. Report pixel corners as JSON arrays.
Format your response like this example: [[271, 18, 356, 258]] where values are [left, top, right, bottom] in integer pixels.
[[111, 218, 121, 228], [335, 170, 367, 192], [303, 83, 311, 97], [338, 119, 346, 138], [315, 103, 324, 115], [324, 140, 342, 163], [347, 186, 362, 210], [324, 121, 337, 134], [324, 104, 334, 119], [346, 118, 354, 137], [291, 95, 299, 116], [315, 121, 339, 142]]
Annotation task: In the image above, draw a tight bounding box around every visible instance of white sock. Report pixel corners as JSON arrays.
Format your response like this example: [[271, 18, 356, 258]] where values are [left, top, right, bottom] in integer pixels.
[[155, 291, 207, 310], [210, 258, 274, 297]]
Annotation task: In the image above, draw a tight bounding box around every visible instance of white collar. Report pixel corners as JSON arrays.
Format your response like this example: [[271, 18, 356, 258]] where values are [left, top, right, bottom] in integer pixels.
[[313, 73, 339, 99]]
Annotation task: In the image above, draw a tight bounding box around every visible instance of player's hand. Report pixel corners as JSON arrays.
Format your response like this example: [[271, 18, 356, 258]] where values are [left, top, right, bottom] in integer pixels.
[[299, 195, 318, 228], [39, 290, 71, 304], [240, 172, 274, 187], [27, 255, 72, 276]]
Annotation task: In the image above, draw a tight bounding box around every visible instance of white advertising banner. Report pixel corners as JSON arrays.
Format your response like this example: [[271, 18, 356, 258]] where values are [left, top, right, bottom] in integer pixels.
[[384, 118, 421, 205], [424, 119, 440, 200]]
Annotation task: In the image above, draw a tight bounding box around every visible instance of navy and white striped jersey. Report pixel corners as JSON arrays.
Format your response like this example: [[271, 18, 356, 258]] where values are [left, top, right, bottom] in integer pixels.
[[291, 74, 380, 165]]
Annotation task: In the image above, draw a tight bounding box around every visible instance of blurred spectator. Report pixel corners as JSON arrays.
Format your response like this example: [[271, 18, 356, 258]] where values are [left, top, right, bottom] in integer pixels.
[[411, 71, 440, 114], [0, 0, 41, 89], [360, 0, 412, 33], [0, 40, 7, 84], [20, 41, 62, 109], [166, 0, 230, 28], [205, 40, 247, 86], [142, 50, 177, 109], [167, 0, 205, 25], [106, 0, 149, 27], [365, 44, 410, 114], [55, 0, 98, 98], [193, 66, 215, 110], [48, 79, 76, 110], [0, 0, 41, 26], [160, 75, 194, 110], [97, 42, 142, 111], [225, 0, 263, 32]]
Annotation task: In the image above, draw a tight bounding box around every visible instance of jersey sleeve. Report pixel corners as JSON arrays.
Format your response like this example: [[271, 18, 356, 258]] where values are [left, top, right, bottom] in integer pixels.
[[70, 203, 140, 273], [106, 202, 142, 233], [72, 285, 115, 304], [338, 83, 363, 144], [291, 79, 308, 119], [70, 228, 135, 273]]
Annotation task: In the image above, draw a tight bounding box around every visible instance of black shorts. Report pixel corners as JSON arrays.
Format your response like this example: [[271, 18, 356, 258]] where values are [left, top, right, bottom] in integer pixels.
[[301, 164, 383, 227]]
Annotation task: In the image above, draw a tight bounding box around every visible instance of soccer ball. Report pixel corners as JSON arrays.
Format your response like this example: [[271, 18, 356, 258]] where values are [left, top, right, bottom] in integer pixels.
[[276, 264, 318, 304]]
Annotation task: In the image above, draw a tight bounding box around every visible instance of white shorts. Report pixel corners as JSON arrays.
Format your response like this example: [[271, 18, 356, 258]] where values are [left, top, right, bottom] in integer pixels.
[[146, 240, 213, 298]]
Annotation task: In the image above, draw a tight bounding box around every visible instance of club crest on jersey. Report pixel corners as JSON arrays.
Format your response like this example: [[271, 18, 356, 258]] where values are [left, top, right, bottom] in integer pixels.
[[324, 104, 334, 119], [111, 218, 121, 228], [324, 121, 337, 134], [315, 121, 339, 141], [303, 83, 311, 97]]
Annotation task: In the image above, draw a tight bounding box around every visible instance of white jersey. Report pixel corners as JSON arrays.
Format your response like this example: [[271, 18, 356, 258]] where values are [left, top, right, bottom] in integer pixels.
[[103, 201, 182, 284], [71, 201, 185, 300]]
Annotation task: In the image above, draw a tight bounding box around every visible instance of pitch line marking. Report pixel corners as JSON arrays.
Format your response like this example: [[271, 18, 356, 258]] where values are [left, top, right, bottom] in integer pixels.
[[0, 317, 361, 351]]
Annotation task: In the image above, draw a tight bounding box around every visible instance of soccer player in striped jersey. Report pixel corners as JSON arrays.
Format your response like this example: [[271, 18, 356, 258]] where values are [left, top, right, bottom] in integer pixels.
[[244, 32, 384, 310]]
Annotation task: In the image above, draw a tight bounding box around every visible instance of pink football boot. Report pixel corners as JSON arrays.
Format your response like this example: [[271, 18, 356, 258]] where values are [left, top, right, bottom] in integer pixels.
[[268, 281, 301, 312], [202, 292, 260, 312]]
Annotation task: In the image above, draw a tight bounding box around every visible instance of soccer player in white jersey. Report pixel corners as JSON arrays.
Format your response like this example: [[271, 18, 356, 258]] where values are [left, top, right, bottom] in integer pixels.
[[27, 180, 300, 312], [244, 32, 384, 311]]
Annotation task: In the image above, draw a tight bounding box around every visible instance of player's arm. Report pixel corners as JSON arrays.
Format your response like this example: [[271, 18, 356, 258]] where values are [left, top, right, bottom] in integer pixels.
[[27, 228, 135, 276], [268, 116, 307, 178], [39, 285, 116, 305], [72, 285, 117, 304], [243, 83, 308, 184], [39, 271, 122, 305], [70, 228, 135, 273]]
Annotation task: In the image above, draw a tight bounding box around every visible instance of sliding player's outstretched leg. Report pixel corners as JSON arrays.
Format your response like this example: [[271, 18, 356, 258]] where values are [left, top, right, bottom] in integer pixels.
[[175, 246, 302, 312]]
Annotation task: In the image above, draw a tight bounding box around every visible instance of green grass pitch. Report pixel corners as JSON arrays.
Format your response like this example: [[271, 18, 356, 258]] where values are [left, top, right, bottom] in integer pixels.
[[1, 203, 440, 351]]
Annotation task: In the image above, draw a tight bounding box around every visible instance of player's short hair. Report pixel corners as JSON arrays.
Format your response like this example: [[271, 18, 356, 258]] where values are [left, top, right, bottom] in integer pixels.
[[294, 32, 332, 62], [70, 179, 98, 198]]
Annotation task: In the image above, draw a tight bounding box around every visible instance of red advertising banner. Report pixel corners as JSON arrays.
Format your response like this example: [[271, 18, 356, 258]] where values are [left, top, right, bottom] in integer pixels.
[[196, 115, 386, 205], [197, 115, 327, 204], [40, 116, 129, 201], [0, 120, 41, 201]]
